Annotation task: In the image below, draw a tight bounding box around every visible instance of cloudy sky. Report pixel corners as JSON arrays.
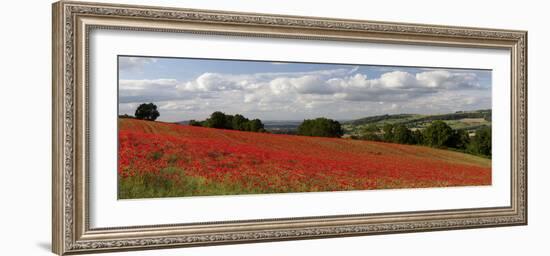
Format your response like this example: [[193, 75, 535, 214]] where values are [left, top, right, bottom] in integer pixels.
[[118, 56, 492, 122]]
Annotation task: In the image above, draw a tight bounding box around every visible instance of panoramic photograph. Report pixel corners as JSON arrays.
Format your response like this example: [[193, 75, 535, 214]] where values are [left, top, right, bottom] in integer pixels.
[[117, 56, 492, 199]]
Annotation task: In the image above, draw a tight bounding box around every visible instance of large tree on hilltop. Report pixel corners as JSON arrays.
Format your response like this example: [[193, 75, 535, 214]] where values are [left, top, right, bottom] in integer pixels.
[[134, 103, 160, 121]]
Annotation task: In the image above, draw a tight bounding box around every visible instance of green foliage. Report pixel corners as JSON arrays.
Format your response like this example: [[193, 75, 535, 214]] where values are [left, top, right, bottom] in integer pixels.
[[207, 111, 230, 129], [118, 167, 287, 199], [467, 125, 491, 157], [382, 123, 395, 142], [231, 114, 248, 130], [360, 124, 382, 141], [247, 119, 264, 132], [350, 114, 416, 126], [118, 167, 207, 198], [188, 120, 204, 126], [149, 151, 163, 161], [413, 110, 492, 123], [411, 130, 424, 145], [363, 124, 380, 133], [345, 110, 491, 131], [347, 110, 491, 126], [118, 114, 135, 119], [352, 114, 490, 157], [297, 118, 343, 138], [393, 124, 414, 144], [191, 111, 265, 132], [134, 103, 160, 121], [451, 129, 471, 150], [422, 121, 455, 148], [362, 123, 423, 145], [224, 114, 234, 129]]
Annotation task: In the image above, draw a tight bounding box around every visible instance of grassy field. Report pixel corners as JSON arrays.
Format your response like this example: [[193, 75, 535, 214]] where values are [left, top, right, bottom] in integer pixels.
[[118, 118, 491, 199]]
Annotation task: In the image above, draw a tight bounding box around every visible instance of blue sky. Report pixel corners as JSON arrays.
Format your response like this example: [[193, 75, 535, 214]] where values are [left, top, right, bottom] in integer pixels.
[[119, 56, 492, 122]]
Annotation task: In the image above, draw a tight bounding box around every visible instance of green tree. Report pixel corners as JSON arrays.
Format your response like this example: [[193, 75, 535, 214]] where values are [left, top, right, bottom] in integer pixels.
[[393, 124, 413, 144], [382, 123, 395, 142], [207, 111, 228, 128], [201, 112, 265, 132], [231, 114, 248, 130], [468, 126, 491, 156], [247, 119, 265, 132], [224, 114, 234, 129], [188, 120, 202, 127], [134, 103, 160, 121], [361, 124, 381, 141], [363, 124, 379, 133], [297, 118, 343, 138], [411, 129, 424, 145], [451, 129, 470, 149], [422, 121, 454, 148]]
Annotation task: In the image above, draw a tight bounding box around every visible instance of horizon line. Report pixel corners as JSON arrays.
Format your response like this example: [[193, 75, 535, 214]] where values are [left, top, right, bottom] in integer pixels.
[[119, 108, 491, 123]]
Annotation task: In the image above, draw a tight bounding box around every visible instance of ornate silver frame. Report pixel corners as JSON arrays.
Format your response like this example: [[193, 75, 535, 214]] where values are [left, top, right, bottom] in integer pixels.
[[52, 1, 527, 255]]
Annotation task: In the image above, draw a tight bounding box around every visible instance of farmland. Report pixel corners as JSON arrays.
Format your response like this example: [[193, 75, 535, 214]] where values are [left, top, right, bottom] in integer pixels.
[[242, 110, 491, 138], [342, 109, 492, 137], [118, 118, 491, 199]]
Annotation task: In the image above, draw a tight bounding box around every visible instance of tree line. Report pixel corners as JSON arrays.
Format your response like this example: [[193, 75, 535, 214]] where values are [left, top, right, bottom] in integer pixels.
[[297, 118, 344, 138], [122, 103, 267, 132], [357, 121, 491, 157], [189, 111, 266, 132], [125, 103, 345, 136]]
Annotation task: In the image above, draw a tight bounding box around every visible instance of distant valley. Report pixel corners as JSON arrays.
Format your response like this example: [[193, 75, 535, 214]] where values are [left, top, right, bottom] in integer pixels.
[[177, 109, 491, 136]]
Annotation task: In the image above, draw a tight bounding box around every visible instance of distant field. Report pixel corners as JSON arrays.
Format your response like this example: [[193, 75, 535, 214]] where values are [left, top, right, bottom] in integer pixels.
[[343, 110, 491, 137], [118, 118, 491, 199], [442, 118, 490, 130]]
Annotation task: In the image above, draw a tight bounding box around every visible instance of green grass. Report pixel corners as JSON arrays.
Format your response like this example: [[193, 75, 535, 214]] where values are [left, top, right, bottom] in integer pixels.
[[118, 167, 205, 199], [118, 167, 304, 199]]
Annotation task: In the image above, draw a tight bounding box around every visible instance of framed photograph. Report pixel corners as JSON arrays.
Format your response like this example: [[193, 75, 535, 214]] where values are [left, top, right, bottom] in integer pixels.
[[52, 1, 527, 255]]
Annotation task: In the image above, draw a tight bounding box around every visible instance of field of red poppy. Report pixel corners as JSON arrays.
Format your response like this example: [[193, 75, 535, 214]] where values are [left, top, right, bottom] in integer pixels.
[[118, 118, 491, 199]]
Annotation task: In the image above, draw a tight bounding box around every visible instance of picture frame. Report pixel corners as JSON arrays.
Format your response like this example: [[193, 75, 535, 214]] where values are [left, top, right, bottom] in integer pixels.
[[52, 1, 527, 255]]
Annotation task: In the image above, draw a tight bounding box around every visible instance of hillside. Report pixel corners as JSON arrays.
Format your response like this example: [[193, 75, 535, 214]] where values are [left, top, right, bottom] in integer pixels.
[[118, 118, 491, 198], [343, 109, 491, 136]]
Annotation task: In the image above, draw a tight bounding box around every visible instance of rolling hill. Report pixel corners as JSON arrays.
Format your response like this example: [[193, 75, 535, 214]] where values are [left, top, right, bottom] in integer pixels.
[[343, 109, 491, 137]]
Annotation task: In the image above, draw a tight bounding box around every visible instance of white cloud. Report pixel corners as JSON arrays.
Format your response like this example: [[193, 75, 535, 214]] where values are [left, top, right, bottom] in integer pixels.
[[379, 71, 418, 88], [118, 67, 490, 121], [416, 70, 482, 89], [269, 78, 293, 95], [181, 73, 242, 92]]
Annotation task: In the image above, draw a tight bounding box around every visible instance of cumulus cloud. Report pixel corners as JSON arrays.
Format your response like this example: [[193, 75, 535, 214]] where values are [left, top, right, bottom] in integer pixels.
[[181, 73, 251, 92], [118, 67, 490, 121], [416, 70, 482, 89]]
